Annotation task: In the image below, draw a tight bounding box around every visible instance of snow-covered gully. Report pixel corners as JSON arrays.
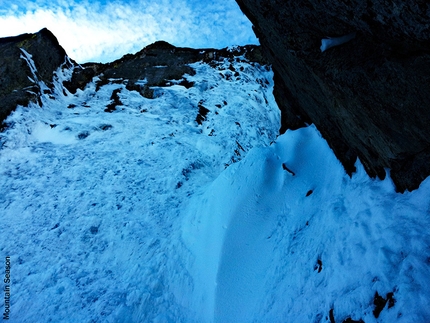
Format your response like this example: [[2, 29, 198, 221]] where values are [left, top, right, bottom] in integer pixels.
[[1, 53, 429, 322]]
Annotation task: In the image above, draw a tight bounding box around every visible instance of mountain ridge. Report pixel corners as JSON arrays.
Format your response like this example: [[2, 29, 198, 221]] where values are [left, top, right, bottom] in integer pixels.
[[0, 28, 267, 129]]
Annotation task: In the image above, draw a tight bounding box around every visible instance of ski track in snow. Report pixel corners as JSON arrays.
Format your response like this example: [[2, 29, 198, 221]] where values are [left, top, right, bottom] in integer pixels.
[[1, 52, 430, 323]]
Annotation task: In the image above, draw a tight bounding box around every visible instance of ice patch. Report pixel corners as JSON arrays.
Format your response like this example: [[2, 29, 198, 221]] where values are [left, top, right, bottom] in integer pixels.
[[32, 122, 77, 145]]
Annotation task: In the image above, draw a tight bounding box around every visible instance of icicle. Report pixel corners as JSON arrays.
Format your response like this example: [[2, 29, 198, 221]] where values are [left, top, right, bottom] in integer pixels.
[[19, 48, 39, 81], [19, 48, 51, 102]]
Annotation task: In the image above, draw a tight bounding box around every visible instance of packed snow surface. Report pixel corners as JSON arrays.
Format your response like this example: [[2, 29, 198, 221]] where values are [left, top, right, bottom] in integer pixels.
[[1, 53, 430, 323]]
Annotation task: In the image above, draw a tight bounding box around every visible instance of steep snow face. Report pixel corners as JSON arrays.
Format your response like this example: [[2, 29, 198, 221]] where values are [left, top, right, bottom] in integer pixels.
[[1, 51, 430, 323], [0, 55, 279, 322], [184, 125, 430, 323]]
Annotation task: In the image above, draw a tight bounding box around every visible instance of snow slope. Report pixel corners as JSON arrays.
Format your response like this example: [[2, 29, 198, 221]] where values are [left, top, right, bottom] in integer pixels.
[[1, 50, 430, 323], [184, 126, 430, 322], [0, 53, 279, 322]]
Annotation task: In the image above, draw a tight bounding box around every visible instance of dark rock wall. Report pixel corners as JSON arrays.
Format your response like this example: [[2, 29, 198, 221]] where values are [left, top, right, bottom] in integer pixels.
[[236, 0, 430, 192], [0, 28, 68, 126]]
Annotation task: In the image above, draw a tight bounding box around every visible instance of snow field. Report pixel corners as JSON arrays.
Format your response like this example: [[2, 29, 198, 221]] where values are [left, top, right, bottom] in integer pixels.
[[0, 55, 279, 322]]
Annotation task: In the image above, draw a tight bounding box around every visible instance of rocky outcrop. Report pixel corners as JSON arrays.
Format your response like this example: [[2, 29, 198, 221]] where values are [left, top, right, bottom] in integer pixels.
[[0, 28, 267, 126], [235, 0, 430, 192], [0, 28, 69, 128], [63, 41, 267, 98]]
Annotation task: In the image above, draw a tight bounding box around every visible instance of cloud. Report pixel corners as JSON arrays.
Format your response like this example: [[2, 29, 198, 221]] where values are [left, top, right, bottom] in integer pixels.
[[0, 0, 258, 63]]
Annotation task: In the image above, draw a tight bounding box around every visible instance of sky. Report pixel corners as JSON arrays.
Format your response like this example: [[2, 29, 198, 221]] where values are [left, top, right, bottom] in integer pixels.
[[0, 0, 258, 63]]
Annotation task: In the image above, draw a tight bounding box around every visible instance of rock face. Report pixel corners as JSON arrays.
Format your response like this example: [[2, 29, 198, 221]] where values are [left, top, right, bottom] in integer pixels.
[[64, 41, 267, 97], [235, 0, 430, 192], [0, 28, 267, 124], [0, 28, 69, 128]]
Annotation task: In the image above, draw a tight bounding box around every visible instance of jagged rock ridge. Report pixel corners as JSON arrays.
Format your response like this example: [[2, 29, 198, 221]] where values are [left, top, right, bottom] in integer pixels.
[[235, 0, 430, 192], [0, 28, 267, 129], [64, 40, 267, 98]]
